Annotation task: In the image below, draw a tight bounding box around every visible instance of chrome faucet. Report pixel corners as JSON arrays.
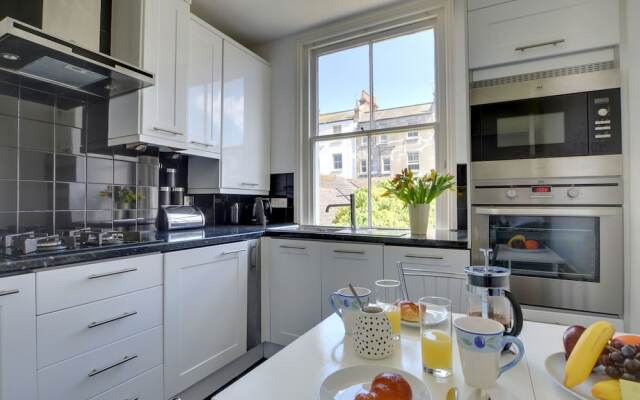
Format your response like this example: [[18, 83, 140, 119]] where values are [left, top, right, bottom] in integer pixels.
[[324, 193, 357, 230]]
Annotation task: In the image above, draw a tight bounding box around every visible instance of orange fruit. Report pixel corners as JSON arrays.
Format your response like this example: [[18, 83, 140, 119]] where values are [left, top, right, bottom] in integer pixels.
[[524, 240, 540, 250]]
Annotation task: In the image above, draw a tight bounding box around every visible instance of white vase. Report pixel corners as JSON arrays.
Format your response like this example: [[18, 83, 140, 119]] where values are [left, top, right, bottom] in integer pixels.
[[408, 204, 430, 235], [352, 306, 394, 360]]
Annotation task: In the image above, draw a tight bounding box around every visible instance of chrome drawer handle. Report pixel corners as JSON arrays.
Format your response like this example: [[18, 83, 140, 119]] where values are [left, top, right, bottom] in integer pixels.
[[0, 289, 19, 297], [240, 182, 260, 186], [333, 250, 366, 255], [405, 254, 444, 260], [279, 245, 306, 250], [152, 125, 184, 135], [222, 249, 247, 255], [88, 267, 138, 279], [515, 39, 565, 52], [88, 311, 138, 329], [88, 354, 138, 377], [125, 398, 139, 400]]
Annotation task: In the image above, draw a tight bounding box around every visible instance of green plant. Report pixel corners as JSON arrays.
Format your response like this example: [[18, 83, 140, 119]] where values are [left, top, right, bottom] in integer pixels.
[[381, 168, 455, 206], [115, 187, 142, 204]]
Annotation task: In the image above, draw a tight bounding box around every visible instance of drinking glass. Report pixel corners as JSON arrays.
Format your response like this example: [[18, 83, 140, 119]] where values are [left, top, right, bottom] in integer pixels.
[[419, 296, 453, 377], [375, 280, 402, 339]]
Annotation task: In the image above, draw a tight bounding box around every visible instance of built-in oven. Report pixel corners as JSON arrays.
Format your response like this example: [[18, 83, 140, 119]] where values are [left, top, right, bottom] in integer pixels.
[[471, 65, 621, 163], [471, 177, 624, 317]]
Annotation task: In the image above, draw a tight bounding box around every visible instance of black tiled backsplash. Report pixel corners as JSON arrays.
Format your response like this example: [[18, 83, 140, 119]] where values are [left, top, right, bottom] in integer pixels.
[[456, 164, 468, 231], [0, 80, 161, 235]]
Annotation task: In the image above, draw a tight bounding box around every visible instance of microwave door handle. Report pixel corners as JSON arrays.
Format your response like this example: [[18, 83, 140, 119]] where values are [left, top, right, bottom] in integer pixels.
[[474, 207, 619, 218]]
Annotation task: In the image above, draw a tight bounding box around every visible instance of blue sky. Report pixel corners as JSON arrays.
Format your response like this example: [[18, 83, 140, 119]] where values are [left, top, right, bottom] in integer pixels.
[[318, 29, 435, 114]]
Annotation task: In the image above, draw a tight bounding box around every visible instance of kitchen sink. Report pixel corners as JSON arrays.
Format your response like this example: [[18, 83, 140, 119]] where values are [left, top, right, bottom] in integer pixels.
[[336, 228, 409, 237]]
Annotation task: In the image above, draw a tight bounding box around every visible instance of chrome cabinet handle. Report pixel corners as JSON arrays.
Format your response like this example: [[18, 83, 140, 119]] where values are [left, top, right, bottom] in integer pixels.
[[88, 354, 138, 377], [88, 311, 138, 329], [333, 250, 366, 255], [0, 289, 19, 297], [189, 140, 215, 148], [241, 182, 260, 186], [125, 397, 139, 400], [222, 249, 247, 255], [515, 39, 565, 52], [279, 245, 306, 250], [405, 254, 444, 260], [88, 267, 137, 280], [153, 125, 184, 135]]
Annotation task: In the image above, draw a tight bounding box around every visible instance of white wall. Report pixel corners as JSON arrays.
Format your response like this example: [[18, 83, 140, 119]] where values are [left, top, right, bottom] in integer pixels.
[[622, 0, 640, 332], [254, 36, 299, 174]]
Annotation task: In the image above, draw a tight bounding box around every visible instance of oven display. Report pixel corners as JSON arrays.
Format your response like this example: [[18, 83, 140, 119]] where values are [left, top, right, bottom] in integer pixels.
[[531, 186, 552, 193]]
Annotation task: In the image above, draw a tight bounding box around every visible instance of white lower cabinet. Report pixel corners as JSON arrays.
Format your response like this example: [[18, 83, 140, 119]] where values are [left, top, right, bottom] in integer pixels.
[[267, 239, 323, 346], [37, 326, 163, 400], [383, 246, 470, 313], [321, 243, 383, 319], [0, 274, 36, 400], [88, 365, 163, 400], [164, 241, 249, 398]]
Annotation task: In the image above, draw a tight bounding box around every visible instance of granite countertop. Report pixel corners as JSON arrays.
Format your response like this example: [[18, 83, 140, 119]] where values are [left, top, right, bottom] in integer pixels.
[[0, 225, 468, 278]]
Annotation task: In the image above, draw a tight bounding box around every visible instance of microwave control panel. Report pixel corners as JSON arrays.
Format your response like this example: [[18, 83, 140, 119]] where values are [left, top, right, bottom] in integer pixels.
[[589, 88, 621, 155]]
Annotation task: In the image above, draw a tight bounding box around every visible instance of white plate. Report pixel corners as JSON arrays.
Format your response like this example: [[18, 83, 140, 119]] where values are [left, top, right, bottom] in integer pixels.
[[319, 365, 430, 400], [508, 247, 547, 253], [544, 352, 609, 400]]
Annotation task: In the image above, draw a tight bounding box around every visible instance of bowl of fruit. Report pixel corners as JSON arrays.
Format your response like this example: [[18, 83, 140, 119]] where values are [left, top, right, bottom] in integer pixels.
[[545, 321, 640, 399], [507, 234, 544, 252]]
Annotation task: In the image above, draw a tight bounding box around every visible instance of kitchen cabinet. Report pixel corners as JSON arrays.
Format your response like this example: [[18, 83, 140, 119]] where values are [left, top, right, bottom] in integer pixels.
[[383, 246, 470, 313], [108, 0, 190, 149], [267, 239, 322, 346], [0, 274, 36, 400], [320, 242, 383, 319], [164, 241, 248, 398], [468, 0, 620, 70], [183, 15, 223, 158]]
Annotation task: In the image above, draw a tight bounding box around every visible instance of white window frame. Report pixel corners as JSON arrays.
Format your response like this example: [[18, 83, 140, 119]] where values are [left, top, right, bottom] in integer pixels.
[[299, 2, 454, 229], [407, 151, 420, 171], [379, 134, 388, 144], [407, 131, 419, 140], [332, 153, 343, 170], [360, 159, 368, 174], [382, 157, 391, 173]]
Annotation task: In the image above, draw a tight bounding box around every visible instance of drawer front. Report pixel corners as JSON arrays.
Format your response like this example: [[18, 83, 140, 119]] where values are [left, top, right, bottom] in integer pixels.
[[384, 246, 470, 275], [37, 286, 163, 369], [36, 253, 163, 314], [88, 365, 163, 400], [37, 326, 163, 400], [164, 240, 247, 268]]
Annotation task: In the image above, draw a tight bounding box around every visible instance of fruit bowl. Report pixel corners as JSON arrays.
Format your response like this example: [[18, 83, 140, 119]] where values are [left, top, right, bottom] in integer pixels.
[[546, 352, 606, 400]]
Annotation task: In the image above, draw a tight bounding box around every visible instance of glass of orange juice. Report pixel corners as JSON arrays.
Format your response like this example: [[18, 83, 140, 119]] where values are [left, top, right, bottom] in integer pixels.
[[375, 280, 402, 340], [419, 296, 452, 377]]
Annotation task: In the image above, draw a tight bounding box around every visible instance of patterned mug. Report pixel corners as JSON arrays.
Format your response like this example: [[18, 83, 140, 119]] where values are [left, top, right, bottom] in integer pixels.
[[351, 305, 395, 359], [330, 287, 371, 335], [454, 316, 525, 390]]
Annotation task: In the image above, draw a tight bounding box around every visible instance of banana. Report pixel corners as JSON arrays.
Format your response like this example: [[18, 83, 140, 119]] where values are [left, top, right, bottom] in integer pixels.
[[564, 321, 615, 388], [592, 379, 621, 400], [507, 234, 526, 247]]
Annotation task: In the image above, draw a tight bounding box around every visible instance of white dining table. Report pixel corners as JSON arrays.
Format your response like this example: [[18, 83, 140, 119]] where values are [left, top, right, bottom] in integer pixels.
[[214, 314, 588, 400]]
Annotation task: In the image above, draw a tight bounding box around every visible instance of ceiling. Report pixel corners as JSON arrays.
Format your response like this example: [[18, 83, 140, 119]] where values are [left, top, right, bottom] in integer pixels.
[[190, 0, 404, 46]]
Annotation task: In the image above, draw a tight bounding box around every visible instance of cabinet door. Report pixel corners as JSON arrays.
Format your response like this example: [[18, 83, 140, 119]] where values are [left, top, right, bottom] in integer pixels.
[[0, 274, 36, 400], [164, 242, 248, 398], [186, 17, 222, 156], [268, 239, 322, 346], [321, 243, 383, 319], [468, 0, 620, 69], [222, 41, 271, 192], [142, 0, 189, 140]]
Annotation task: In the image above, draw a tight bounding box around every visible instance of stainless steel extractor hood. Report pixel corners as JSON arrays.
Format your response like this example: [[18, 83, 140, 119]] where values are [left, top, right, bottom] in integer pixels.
[[0, 17, 153, 100]]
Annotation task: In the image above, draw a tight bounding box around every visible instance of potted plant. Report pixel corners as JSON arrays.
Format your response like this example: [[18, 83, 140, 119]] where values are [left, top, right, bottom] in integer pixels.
[[382, 168, 455, 235]]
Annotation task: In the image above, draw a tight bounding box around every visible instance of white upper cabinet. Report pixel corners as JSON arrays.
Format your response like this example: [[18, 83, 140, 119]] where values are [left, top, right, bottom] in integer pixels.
[[184, 15, 223, 158], [0, 274, 36, 400], [221, 41, 271, 193], [468, 0, 620, 70], [109, 0, 190, 149]]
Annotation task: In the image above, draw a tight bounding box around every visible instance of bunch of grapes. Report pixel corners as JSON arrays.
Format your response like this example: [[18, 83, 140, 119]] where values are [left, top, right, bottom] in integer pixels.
[[600, 339, 640, 381]]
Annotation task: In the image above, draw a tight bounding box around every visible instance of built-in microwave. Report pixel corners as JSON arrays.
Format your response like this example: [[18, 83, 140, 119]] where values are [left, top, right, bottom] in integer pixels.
[[470, 66, 621, 162]]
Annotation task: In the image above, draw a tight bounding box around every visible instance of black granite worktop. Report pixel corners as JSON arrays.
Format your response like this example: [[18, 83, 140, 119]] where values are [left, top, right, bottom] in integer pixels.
[[0, 225, 468, 278]]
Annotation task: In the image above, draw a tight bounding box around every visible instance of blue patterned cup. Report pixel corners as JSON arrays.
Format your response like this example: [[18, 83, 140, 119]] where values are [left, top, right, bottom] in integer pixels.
[[454, 316, 525, 389], [330, 287, 371, 335]]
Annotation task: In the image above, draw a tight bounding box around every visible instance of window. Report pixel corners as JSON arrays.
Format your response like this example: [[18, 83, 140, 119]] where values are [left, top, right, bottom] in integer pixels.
[[360, 159, 367, 174], [332, 153, 343, 170], [333, 125, 342, 134], [308, 16, 444, 229], [407, 152, 420, 171], [382, 157, 391, 173]]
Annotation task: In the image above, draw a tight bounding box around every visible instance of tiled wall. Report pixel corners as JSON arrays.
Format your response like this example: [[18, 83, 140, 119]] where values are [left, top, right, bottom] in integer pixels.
[[456, 164, 468, 231], [0, 81, 159, 235]]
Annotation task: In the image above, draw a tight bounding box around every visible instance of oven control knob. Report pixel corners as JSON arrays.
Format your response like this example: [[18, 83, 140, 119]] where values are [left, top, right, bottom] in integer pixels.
[[597, 108, 609, 117], [506, 189, 518, 199], [567, 188, 580, 199]]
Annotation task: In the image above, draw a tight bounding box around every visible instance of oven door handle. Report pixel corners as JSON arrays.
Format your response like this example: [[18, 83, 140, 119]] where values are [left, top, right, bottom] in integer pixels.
[[474, 207, 620, 217]]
